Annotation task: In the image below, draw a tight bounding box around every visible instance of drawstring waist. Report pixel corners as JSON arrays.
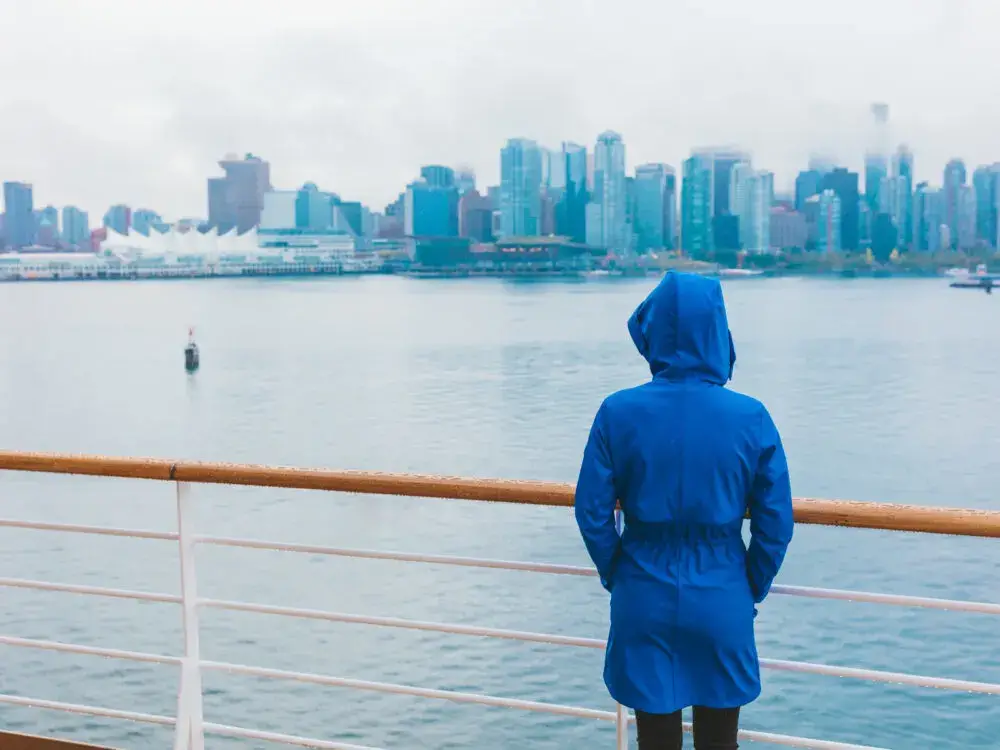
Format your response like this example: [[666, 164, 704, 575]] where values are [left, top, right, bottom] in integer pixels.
[[623, 520, 743, 543]]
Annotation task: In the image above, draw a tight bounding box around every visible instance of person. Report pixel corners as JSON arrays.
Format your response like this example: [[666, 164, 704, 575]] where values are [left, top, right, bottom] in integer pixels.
[[574, 272, 794, 749]]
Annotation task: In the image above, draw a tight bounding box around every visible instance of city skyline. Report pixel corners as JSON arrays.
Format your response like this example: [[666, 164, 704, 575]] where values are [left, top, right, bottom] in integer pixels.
[[2, 0, 999, 219]]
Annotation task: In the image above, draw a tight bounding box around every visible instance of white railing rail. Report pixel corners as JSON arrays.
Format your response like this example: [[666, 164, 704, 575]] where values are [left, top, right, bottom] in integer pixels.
[[1, 453, 999, 749]]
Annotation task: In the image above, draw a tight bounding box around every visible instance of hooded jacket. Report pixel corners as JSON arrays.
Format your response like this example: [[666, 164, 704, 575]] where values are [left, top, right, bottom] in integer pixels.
[[575, 271, 794, 714]]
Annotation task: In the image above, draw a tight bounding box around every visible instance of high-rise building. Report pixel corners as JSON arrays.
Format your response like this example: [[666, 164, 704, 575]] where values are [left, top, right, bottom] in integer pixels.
[[405, 180, 459, 237], [38, 205, 59, 235], [663, 171, 677, 250], [539, 191, 558, 236], [769, 207, 807, 250], [499, 138, 543, 238], [957, 184, 977, 251], [207, 153, 271, 233], [820, 168, 860, 250], [556, 142, 588, 243], [132, 209, 164, 236], [455, 168, 476, 196], [541, 148, 567, 191], [589, 131, 628, 251], [972, 164, 1000, 248], [103, 204, 132, 234], [459, 190, 494, 243], [3, 181, 34, 248], [748, 171, 774, 252], [711, 215, 740, 251], [942, 159, 967, 250], [695, 148, 748, 218], [913, 183, 945, 252], [293, 183, 334, 231], [420, 165, 456, 189], [794, 170, 822, 212], [633, 163, 675, 251], [681, 155, 713, 257], [892, 146, 914, 248], [864, 155, 888, 212], [36, 216, 59, 247], [334, 201, 366, 237], [817, 189, 841, 253], [728, 161, 754, 248], [61, 206, 89, 247]]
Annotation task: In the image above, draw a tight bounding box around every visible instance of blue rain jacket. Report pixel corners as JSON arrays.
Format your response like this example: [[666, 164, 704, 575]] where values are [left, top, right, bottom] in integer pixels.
[[575, 272, 794, 715]]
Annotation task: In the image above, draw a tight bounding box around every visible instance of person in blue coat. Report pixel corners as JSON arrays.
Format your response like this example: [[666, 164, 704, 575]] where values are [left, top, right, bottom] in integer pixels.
[[575, 272, 794, 749]]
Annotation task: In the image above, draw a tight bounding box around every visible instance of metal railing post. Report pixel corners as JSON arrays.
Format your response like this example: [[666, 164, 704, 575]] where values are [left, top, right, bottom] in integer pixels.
[[616, 703, 629, 749], [173, 481, 205, 750]]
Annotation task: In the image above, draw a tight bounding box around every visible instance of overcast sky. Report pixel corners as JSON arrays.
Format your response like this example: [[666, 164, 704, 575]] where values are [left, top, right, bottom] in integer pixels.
[[1, 0, 996, 220]]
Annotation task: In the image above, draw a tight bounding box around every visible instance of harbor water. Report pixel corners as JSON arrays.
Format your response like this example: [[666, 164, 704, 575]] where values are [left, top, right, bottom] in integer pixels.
[[0, 275, 997, 748]]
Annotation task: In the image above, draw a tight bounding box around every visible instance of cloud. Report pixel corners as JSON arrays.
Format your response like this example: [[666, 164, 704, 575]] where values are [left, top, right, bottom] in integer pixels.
[[0, 0, 997, 219]]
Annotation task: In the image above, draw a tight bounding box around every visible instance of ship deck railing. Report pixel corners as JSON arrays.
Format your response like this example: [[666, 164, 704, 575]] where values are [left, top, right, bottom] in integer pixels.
[[0, 451, 998, 750]]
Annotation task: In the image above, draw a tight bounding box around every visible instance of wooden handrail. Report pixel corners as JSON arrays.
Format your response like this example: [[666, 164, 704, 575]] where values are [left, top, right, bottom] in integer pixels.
[[0, 450, 998, 538], [0, 732, 114, 749]]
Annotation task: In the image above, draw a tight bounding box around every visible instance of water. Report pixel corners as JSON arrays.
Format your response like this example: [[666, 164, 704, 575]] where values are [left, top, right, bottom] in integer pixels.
[[0, 276, 997, 749]]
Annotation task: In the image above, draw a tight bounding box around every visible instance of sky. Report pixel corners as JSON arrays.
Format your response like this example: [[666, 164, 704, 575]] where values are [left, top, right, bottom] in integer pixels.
[[1, 0, 997, 221]]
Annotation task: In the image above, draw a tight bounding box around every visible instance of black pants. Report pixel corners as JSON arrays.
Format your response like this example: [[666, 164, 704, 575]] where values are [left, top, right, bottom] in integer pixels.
[[635, 706, 740, 749]]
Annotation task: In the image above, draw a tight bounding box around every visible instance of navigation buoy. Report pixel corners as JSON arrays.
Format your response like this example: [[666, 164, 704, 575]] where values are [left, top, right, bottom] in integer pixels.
[[185, 327, 200, 372]]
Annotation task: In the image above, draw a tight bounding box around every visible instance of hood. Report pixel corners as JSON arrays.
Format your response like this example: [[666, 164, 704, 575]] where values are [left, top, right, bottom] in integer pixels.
[[627, 271, 736, 384]]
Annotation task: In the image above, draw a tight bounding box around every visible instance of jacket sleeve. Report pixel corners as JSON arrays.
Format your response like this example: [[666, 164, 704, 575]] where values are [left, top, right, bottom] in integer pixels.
[[574, 403, 621, 592], [747, 406, 794, 603]]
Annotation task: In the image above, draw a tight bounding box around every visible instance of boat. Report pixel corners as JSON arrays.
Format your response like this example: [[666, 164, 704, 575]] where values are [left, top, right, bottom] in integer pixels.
[[184, 328, 200, 372], [949, 264, 997, 292], [717, 268, 764, 278]]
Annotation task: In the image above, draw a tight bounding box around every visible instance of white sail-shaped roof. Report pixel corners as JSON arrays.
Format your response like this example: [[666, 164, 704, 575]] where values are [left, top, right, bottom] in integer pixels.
[[101, 227, 259, 260]]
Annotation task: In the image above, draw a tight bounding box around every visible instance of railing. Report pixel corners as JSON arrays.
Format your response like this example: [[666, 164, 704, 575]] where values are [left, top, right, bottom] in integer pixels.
[[0, 450, 998, 750]]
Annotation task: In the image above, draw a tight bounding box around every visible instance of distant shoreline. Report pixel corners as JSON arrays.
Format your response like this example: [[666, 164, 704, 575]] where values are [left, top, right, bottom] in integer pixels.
[[0, 266, 963, 284]]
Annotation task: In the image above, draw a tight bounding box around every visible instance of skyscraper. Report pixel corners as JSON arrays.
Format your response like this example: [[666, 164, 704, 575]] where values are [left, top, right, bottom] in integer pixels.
[[942, 159, 967, 250], [294, 183, 334, 231], [697, 148, 748, 218], [541, 148, 567, 191], [38, 205, 59, 234], [589, 131, 628, 251], [748, 171, 774, 252], [728, 161, 753, 249], [794, 170, 822, 212], [207, 153, 271, 233], [633, 163, 674, 251], [663, 170, 677, 250], [3, 181, 34, 248], [455, 168, 476, 196], [420, 165, 456, 189], [405, 180, 459, 237], [817, 189, 841, 253], [61, 206, 89, 247], [458, 190, 494, 243], [864, 155, 888, 212], [891, 146, 914, 248], [820, 168, 860, 251], [865, 103, 889, 210], [957, 185, 977, 251], [103, 204, 132, 234], [556, 142, 588, 243], [972, 164, 1000, 248], [132, 209, 164, 235], [913, 183, 944, 252], [499, 138, 543, 238], [681, 155, 713, 257]]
